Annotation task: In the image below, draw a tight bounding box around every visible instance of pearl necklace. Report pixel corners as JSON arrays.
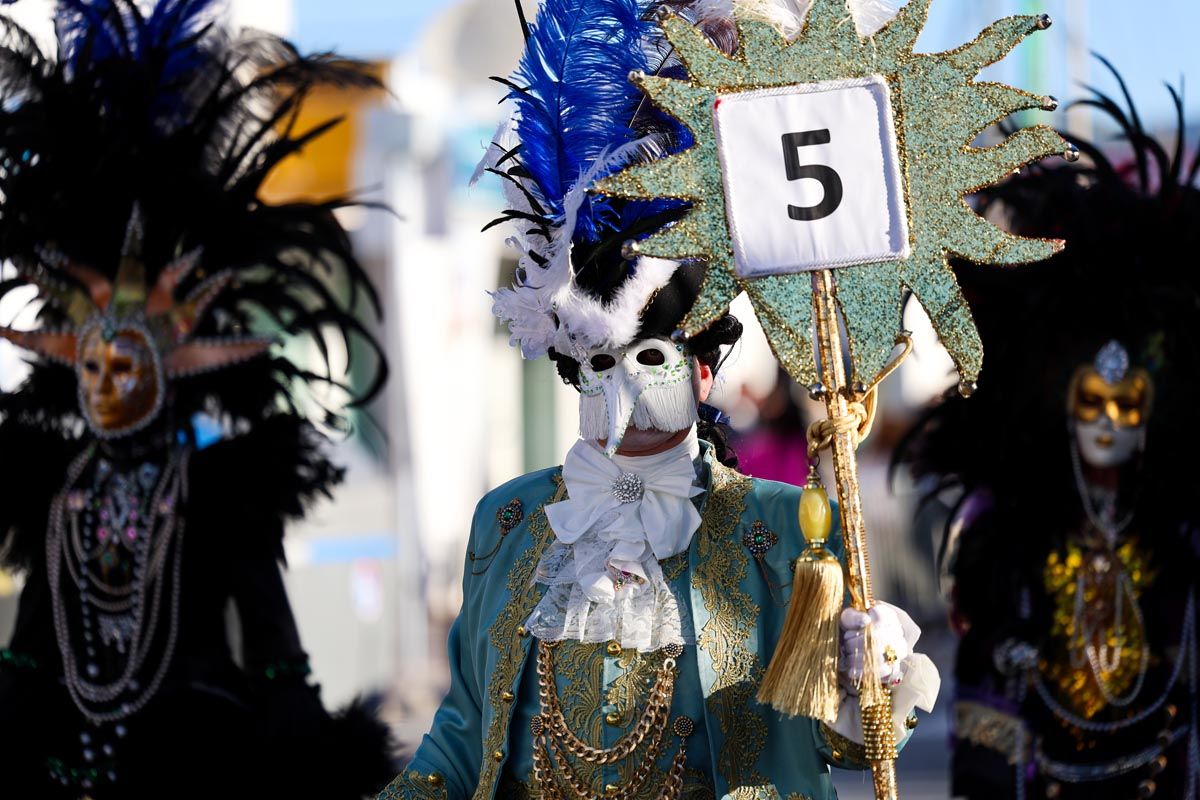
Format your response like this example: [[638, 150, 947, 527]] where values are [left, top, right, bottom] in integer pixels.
[[47, 445, 187, 725], [1068, 438, 1135, 546]]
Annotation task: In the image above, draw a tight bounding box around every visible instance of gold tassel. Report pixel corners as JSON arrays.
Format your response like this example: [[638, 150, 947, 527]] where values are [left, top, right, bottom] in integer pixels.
[[856, 625, 890, 711], [757, 465, 844, 723]]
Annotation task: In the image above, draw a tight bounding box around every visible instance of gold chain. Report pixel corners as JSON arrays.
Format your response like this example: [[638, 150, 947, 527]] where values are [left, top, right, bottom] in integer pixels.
[[530, 641, 693, 800]]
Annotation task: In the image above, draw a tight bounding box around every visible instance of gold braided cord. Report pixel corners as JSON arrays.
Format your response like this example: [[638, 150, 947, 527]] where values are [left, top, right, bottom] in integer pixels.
[[806, 400, 873, 457], [865, 334, 914, 395], [805, 333, 912, 458], [811, 269, 896, 799]]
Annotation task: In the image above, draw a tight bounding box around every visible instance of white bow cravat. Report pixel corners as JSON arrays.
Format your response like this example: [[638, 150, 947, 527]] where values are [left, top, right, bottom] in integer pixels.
[[545, 432, 703, 601]]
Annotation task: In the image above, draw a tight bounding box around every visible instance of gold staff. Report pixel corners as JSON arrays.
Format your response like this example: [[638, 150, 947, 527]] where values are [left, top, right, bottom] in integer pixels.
[[811, 268, 898, 799], [597, 5, 1071, 797]]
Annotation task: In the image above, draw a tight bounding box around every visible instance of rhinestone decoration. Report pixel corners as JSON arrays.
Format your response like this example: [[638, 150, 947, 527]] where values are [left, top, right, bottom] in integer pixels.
[[611, 472, 645, 504], [1094, 339, 1130, 385], [496, 498, 525, 535], [742, 521, 778, 557], [664, 642, 685, 659], [595, 0, 1068, 388], [530, 715, 546, 737]]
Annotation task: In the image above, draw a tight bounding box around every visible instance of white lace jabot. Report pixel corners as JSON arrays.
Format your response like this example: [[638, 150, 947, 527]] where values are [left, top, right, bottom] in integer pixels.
[[525, 431, 703, 652]]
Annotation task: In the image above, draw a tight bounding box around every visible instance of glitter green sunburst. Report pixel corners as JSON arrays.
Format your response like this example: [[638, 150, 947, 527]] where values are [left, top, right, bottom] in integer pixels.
[[595, 0, 1070, 389]]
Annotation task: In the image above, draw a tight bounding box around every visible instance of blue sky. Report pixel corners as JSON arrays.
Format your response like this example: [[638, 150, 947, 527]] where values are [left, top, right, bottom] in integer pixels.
[[292, 0, 453, 57], [292, 0, 1200, 131], [917, 0, 1200, 132]]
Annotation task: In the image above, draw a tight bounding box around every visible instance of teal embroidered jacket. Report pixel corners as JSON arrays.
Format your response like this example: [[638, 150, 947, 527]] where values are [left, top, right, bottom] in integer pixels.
[[381, 443, 906, 800]]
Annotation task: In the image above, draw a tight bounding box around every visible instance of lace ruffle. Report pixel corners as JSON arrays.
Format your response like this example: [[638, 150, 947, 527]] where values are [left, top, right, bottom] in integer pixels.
[[526, 533, 694, 652]]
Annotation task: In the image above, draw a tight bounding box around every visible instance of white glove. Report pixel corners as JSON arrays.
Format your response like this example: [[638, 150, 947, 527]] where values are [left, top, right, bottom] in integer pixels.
[[838, 602, 916, 691], [831, 601, 941, 746]]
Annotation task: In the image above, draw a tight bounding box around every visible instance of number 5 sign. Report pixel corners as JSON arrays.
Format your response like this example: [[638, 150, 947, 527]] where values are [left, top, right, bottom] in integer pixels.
[[595, 0, 1070, 391], [714, 77, 910, 278]]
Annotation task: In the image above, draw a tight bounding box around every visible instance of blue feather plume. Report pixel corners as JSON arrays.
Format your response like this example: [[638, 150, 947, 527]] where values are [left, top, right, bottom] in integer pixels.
[[56, 0, 218, 66], [509, 0, 688, 245], [143, 0, 221, 83], [54, 0, 222, 124]]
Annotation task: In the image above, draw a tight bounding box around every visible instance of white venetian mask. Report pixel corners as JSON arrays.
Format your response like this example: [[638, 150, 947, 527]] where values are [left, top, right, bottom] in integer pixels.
[[1069, 340, 1152, 469], [578, 337, 699, 456]]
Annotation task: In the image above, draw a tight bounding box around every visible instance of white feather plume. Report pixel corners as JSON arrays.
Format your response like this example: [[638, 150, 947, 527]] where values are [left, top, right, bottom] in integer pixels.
[[470, 117, 514, 189], [553, 256, 681, 355], [490, 136, 683, 360]]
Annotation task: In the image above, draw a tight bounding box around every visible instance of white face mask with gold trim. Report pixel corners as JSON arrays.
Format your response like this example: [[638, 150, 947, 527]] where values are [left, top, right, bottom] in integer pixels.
[[578, 337, 699, 456], [1068, 340, 1153, 469]]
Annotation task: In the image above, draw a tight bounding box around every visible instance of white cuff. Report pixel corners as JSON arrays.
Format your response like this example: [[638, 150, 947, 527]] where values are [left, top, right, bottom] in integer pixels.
[[830, 652, 941, 744]]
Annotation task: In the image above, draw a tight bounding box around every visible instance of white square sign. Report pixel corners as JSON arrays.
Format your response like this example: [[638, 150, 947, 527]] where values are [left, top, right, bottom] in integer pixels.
[[713, 75, 910, 278]]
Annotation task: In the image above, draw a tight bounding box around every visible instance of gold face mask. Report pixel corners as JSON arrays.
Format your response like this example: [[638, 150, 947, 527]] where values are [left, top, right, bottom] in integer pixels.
[[77, 324, 163, 436], [1069, 367, 1153, 429]]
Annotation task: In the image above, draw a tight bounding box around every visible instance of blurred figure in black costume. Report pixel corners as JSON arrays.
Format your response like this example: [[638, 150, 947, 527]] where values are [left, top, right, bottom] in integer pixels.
[[0, 1, 395, 797], [898, 63, 1200, 800]]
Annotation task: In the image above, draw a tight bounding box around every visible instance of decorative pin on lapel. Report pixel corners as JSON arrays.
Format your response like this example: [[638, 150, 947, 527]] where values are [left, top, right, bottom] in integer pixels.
[[743, 520, 788, 606], [469, 498, 525, 575]]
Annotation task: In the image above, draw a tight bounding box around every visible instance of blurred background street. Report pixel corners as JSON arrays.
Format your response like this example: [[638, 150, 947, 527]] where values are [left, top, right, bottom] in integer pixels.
[[1, 1, 1198, 797]]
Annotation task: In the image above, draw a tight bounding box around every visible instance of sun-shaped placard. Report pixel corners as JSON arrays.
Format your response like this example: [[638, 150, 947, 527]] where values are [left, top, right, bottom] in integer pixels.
[[596, 0, 1069, 388]]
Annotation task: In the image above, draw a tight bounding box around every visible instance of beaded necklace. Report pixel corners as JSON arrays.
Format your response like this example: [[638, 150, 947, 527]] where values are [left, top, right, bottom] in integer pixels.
[[44, 444, 187, 792]]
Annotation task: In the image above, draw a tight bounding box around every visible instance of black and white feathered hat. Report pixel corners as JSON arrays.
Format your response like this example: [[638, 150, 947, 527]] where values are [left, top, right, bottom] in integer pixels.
[[482, 0, 900, 362]]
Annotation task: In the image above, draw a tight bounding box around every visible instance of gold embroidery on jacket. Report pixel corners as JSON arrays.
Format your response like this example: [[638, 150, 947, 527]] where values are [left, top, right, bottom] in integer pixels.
[[377, 769, 450, 800], [606, 646, 663, 729], [692, 462, 773, 798], [474, 477, 563, 800], [498, 775, 716, 799]]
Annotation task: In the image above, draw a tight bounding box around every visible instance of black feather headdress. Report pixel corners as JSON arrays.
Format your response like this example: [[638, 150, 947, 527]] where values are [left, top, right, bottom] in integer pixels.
[[0, 0, 387, 436]]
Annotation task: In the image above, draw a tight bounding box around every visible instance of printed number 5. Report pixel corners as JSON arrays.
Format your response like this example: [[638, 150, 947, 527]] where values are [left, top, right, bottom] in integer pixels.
[[781, 130, 843, 222]]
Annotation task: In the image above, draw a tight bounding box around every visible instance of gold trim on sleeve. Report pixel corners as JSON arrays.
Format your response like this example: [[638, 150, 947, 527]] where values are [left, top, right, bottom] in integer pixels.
[[378, 769, 450, 800], [819, 722, 869, 768], [692, 461, 773, 798], [474, 477, 565, 800]]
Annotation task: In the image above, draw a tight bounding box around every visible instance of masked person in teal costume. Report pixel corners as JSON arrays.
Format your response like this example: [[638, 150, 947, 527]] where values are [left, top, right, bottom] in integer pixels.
[[379, 1, 940, 798]]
